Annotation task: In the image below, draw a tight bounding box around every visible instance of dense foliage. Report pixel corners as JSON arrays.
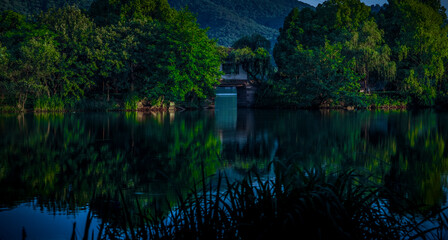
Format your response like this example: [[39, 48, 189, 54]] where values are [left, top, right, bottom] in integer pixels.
[[225, 34, 272, 86], [378, 0, 448, 106], [269, 0, 448, 108], [0, 1, 222, 111], [1, 0, 448, 110]]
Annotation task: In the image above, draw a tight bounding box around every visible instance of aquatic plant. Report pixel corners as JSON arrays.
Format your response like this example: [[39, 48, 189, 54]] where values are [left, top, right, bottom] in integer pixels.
[[82, 163, 448, 240]]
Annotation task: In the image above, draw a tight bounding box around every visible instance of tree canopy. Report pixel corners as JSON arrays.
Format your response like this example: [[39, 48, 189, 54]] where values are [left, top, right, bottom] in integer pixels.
[[89, 0, 173, 26], [0, 1, 222, 111], [377, 0, 448, 105], [271, 0, 448, 108], [227, 34, 272, 86]]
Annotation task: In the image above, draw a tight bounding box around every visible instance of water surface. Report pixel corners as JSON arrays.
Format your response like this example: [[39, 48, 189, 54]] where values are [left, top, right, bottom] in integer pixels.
[[1, 107, 448, 239]]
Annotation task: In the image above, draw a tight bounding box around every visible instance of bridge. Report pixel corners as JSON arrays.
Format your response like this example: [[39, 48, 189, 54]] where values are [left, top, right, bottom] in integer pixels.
[[217, 80, 256, 108], [218, 63, 256, 108]]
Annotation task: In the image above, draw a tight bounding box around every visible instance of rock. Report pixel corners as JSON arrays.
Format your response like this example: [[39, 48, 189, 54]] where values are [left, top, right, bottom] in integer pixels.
[[346, 106, 355, 111]]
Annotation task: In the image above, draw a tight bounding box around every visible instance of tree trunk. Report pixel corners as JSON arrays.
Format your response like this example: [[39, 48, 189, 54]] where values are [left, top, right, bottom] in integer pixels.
[[18, 93, 27, 111], [107, 83, 110, 102], [129, 62, 135, 92]]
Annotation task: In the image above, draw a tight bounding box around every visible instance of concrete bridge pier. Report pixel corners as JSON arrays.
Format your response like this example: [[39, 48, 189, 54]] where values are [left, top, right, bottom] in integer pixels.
[[218, 80, 256, 108], [236, 85, 256, 108]]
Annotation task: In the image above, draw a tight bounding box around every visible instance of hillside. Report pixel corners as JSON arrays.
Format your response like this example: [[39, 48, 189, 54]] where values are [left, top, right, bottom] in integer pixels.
[[0, 0, 312, 46], [168, 0, 312, 46]]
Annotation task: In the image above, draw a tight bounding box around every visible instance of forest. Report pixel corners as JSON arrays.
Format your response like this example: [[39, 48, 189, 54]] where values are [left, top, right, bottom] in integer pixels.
[[0, 0, 448, 111], [261, 0, 448, 108], [0, 0, 223, 111]]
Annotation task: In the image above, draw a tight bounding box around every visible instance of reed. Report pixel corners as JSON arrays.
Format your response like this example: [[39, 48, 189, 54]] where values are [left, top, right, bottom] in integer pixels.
[[79, 163, 448, 239]]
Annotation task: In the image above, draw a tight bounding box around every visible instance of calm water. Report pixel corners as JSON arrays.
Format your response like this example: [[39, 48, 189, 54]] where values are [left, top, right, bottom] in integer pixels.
[[1, 101, 448, 239]]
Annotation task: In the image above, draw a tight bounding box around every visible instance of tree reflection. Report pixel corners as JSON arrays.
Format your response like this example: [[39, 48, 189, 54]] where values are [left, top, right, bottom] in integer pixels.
[[1, 109, 448, 231], [261, 110, 448, 211], [0, 111, 221, 220]]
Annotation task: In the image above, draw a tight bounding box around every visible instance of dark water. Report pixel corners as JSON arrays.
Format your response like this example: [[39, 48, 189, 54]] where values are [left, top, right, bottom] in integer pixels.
[[1, 104, 448, 239]]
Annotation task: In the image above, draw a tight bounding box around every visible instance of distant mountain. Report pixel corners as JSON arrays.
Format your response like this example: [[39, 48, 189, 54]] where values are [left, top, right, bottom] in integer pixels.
[[168, 0, 313, 46], [0, 0, 312, 46]]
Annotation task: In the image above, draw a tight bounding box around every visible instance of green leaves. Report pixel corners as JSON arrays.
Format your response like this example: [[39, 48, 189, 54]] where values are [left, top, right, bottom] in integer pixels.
[[98, 10, 221, 104], [232, 33, 271, 51], [31, 6, 97, 104], [343, 19, 396, 85], [89, 0, 173, 26], [227, 34, 272, 86], [272, 0, 448, 108], [0, 43, 8, 75], [1, 1, 221, 110], [274, 1, 376, 107], [379, 0, 448, 106], [291, 42, 362, 107]]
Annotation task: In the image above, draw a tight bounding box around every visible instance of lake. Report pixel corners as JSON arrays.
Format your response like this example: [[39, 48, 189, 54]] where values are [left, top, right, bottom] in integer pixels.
[[1, 102, 448, 239]]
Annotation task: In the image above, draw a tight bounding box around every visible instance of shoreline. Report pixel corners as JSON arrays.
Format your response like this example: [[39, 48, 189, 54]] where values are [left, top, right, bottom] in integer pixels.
[[2, 104, 445, 113]]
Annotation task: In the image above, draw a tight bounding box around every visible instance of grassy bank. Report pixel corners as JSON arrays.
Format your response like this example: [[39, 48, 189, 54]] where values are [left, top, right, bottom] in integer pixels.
[[1, 92, 446, 113], [254, 86, 415, 110]]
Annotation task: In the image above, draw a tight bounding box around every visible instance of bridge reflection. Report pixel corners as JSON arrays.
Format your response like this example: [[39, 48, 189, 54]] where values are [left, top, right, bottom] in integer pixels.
[[215, 93, 278, 174]]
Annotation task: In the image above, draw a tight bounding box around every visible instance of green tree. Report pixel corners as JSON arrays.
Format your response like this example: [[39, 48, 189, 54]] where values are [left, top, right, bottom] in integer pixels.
[[88, 23, 128, 101], [232, 33, 271, 51], [228, 34, 272, 86], [139, 9, 221, 103], [0, 43, 7, 76], [89, 0, 173, 26], [19, 36, 61, 98], [38, 6, 96, 102], [89, 8, 222, 106], [0, 10, 26, 33], [274, 0, 395, 107], [343, 19, 396, 91], [228, 47, 271, 86], [378, 0, 448, 106], [0, 10, 59, 110], [0, 10, 46, 46], [317, 0, 370, 33], [0, 43, 9, 106], [278, 42, 362, 107], [274, 8, 311, 70]]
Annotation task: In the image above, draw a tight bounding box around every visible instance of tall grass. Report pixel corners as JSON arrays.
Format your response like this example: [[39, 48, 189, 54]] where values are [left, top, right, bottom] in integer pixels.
[[79, 164, 448, 239], [34, 96, 64, 112], [125, 95, 140, 111]]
